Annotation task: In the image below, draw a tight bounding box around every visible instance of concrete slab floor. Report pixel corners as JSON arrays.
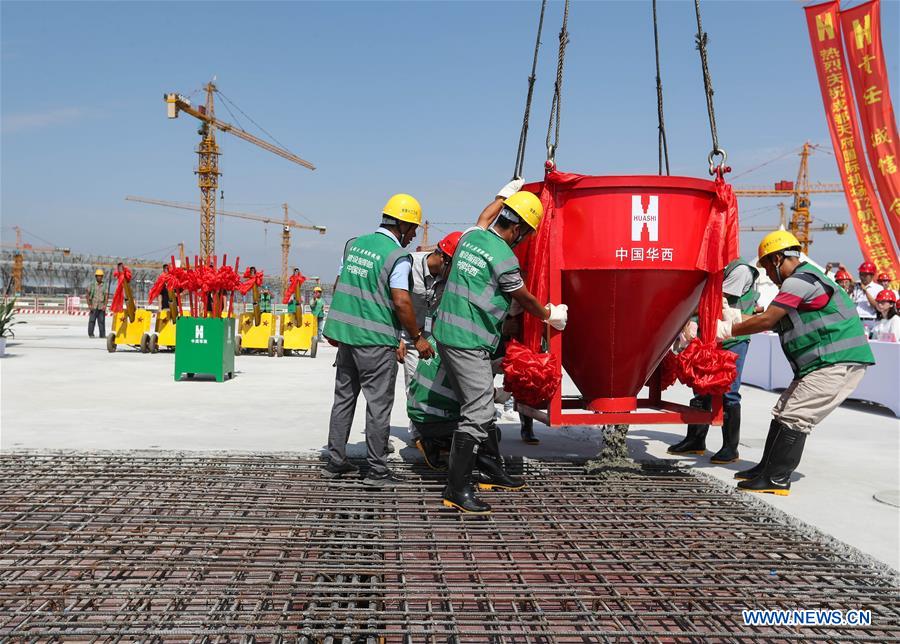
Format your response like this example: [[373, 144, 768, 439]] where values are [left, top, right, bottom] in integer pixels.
[[2, 315, 898, 571]]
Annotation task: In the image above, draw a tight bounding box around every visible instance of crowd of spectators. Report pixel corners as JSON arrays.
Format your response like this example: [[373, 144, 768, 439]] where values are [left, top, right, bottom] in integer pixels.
[[825, 261, 898, 342]]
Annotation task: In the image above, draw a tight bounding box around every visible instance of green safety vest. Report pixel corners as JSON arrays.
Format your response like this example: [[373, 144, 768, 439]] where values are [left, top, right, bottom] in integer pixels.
[[776, 263, 875, 378], [723, 258, 760, 350], [433, 228, 519, 351], [324, 233, 410, 347], [310, 298, 325, 318], [407, 337, 461, 424]]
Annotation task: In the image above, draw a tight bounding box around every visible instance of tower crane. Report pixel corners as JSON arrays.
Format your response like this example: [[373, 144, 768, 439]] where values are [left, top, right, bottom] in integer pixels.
[[740, 203, 847, 237], [125, 196, 326, 293], [164, 81, 315, 260], [1, 226, 71, 295], [734, 142, 845, 253]]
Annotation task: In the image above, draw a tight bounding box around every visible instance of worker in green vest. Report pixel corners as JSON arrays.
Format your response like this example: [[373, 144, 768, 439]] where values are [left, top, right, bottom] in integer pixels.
[[322, 193, 434, 488], [717, 230, 874, 495], [669, 258, 759, 463], [310, 286, 325, 342], [433, 181, 569, 514]]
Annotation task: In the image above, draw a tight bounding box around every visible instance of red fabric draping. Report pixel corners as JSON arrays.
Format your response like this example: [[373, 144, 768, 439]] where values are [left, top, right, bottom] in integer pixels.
[[110, 266, 132, 313], [238, 270, 264, 296], [501, 340, 562, 407], [659, 351, 680, 391], [282, 272, 307, 304], [676, 172, 739, 396]]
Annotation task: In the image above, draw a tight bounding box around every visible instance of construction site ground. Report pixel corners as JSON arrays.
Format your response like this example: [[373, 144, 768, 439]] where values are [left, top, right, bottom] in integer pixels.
[[2, 315, 898, 640]]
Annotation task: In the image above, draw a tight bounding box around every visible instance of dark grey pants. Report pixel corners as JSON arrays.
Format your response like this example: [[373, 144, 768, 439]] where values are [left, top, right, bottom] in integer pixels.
[[327, 343, 398, 476], [437, 343, 495, 443], [88, 309, 106, 337]]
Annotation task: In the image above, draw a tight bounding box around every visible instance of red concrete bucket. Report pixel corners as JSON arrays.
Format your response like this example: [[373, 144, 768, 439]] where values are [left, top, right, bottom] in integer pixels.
[[532, 175, 718, 413]]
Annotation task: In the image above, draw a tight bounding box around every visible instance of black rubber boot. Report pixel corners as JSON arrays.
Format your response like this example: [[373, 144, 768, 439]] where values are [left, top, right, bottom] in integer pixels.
[[475, 429, 525, 491], [442, 435, 491, 514], [415, 438, 447, 472], [520, 417, 540, 445], [668, 424, 708, 455], [734, 419, 780, 480], [737, 425, 807, 496], [710, 403, 741, 464]]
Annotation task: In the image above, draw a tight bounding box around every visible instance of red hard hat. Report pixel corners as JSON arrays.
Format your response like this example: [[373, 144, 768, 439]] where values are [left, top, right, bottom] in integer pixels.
[[834, 269, 853, 282], [876, 289, 897, 303], [877, 272, 891, 282], [859, 261, 877, 274], [437, 231, 463, 258]]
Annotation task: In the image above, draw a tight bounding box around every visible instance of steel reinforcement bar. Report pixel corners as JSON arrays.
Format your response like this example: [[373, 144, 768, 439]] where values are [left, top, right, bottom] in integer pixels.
[[1, 453, 898, 642]]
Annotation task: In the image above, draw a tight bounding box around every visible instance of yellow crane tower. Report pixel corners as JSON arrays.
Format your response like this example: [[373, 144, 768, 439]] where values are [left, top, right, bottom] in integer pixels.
[[2, 226, 71, 295], [734, 142, 846, 254], [164, 82, 316, 260], [125, 196, 326, 293]]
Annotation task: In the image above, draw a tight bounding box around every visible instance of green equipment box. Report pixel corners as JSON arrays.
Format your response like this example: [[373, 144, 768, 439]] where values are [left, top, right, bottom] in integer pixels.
[[174, 317, 236, 382]]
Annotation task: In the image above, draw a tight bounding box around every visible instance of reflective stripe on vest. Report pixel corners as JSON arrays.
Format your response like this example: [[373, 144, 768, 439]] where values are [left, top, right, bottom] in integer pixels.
[[776, 263, 875, 377], [408, 398, 455, 420], [436, 310, 498, 346], [444, 281, 508, 320], [326, 310, 400, 339], [411, 368, 458, 401], [335, 281, 391, 310]]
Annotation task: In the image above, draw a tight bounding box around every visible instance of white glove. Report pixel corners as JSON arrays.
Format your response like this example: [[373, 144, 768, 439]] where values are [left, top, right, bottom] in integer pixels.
[[716, 319, 733, 342], [497, 178, 525, 200], [545, 303, 568, 331], [721, 296, 743, 324]]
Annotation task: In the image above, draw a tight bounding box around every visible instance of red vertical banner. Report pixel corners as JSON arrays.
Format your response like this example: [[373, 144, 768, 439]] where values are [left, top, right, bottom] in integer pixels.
[[804, 1, 900, 281], [840, 0, 900, 274]]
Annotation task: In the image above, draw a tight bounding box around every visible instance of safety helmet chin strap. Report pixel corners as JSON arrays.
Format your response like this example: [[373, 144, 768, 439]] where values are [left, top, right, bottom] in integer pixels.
[[774, 249, 801, 285]]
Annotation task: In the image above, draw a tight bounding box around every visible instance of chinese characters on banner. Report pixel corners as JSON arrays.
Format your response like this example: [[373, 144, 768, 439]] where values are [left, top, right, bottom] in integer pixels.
[[839, 0, 900, 266], [804, 1, 899, 281]]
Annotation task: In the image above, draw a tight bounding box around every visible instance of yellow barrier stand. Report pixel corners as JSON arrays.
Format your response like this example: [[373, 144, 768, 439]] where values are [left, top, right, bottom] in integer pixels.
[[278, 313, 318, 358], [236, 312, 278, 356], [107, 309, 152, 353]]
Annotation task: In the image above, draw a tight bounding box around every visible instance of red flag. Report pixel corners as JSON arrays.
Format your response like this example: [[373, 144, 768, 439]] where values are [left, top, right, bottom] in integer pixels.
[[839, 0, 900, 283], [804, 1, 900, 282]]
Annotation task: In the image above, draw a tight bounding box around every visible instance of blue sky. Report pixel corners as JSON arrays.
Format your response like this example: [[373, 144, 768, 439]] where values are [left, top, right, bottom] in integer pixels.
[[2, 0, 898, 278]]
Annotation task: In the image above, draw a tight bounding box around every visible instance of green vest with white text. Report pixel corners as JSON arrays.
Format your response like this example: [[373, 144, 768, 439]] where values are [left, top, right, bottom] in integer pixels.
[[324, 233, 409, 347], [407, 338, 461, 424], [433, 229, 518, 351]]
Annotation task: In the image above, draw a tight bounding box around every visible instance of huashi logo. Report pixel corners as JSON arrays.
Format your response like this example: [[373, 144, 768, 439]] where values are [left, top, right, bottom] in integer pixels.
[[631, 195, 659, 242], [816, 12, 835, 41], [192, 325, 208, 345]]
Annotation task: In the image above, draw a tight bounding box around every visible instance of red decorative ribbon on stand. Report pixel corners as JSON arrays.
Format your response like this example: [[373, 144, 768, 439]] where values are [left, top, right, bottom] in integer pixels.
[[238, 269, 264, 296], [282, 272, 307, 304], [110, 266, 132, 313]]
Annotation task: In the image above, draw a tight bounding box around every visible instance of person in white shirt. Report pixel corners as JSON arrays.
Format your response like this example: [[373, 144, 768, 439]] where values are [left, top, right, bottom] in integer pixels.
[[852, 261, 883, 332], [870, 289, 900, 343]]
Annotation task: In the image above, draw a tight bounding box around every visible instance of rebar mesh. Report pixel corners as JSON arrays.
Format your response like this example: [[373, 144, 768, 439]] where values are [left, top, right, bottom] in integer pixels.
[[1, 453, 898, 642]]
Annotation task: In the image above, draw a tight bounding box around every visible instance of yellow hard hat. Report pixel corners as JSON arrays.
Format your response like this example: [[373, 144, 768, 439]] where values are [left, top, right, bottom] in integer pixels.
[[503, 191, 544, 230], [757, 230, 801, 265], [383, 193, 422, 225], [313, 286, 322, 292], [95, 269, 104, 276]]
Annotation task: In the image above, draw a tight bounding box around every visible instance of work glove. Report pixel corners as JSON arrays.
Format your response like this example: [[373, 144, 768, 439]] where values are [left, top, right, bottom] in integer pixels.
[[545, 303, 568, 331], [497, 178, 525, 200], [715, 319, 733, 342], [722, 298, 744, 325]]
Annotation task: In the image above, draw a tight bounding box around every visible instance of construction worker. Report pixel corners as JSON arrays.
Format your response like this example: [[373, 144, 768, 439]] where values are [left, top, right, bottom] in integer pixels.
[[309, 286, 325, 342], [669, 258, 759, 463], [402, 230, 462, 468], [853, 261, 883, 333], [717, 230, 874, 495], [433, 180, 568, 514], [259, 288, 273, 313], [322, 193, 434, 487], [86, 269, 107, 338]]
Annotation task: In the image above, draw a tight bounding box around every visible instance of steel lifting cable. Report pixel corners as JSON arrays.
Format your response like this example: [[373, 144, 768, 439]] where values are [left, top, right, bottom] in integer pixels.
[[513, 0, 549, 180], [693, 0, 726, 174], [545, 0, 571, 166], [652, 0, 670, 176]]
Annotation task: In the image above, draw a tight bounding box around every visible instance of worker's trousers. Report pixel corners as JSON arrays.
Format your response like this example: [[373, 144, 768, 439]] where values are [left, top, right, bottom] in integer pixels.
[[772, 363, 867, 434], [437, 343, 495, 443], [88, 308, 106, 337], [327, 343, 397, 476]]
